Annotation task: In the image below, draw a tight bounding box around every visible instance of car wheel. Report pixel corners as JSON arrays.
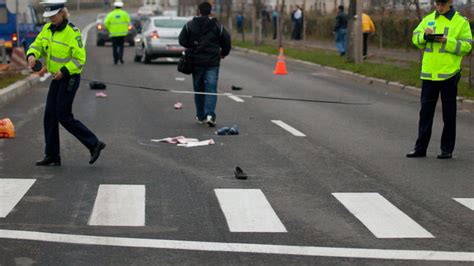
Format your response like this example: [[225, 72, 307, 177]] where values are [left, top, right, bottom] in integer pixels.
[[143, 47, 151, 64]]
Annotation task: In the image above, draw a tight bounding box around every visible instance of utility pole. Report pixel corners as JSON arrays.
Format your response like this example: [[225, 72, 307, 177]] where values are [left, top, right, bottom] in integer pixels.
[[354, 0, 362, 64], [15, 0, 20, 47]]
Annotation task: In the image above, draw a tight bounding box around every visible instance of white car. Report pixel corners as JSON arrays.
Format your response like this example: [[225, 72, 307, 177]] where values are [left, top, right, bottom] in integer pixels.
[[134, 16, 190, 64]]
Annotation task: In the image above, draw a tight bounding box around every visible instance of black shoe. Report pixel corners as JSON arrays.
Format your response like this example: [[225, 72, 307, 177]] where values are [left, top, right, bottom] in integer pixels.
[[406, 150, 426, 158], [89, 141, 106, 164], [120, 59, 124, 64], [114, 61, 118, 65], [437, 152, 452, 159], [234, 166, 247, 180], [36, 156, 61, 166], [205, 115, 216, 127]]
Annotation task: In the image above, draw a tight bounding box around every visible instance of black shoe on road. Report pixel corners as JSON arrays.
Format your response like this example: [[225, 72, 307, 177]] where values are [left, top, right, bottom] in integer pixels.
[[89, 141, 106, 164], [36, 156, 61, 166], [406, 150, 426, 158]]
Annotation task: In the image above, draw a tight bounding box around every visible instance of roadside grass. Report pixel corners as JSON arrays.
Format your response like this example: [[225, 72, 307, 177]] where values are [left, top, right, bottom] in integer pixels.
[[233, 40, 474, 99], [0, 72, 25, 89]]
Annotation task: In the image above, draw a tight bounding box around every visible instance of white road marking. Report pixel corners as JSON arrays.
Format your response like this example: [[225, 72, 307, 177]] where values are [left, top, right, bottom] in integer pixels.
[[453, 198, 474, 211], [88, 185, 145, 226], [0, 179, 36, 218], [0, 229, 472, 261], [271, 120, 306, 137], [225, 93, 245, 102], [175, 77, 185, 81], [82, 22, 96, 45], [215, 189, 287, 232], [333, 193, 434, 238]]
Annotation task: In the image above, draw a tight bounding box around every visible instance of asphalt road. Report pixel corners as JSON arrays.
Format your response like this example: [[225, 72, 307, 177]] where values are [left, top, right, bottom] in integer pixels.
[[0, 11, 472, 265]]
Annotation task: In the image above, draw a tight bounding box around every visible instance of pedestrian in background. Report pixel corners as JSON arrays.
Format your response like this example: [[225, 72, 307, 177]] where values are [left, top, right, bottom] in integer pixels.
[[362, 13, 375, 59], [334, 5, 348, 56], [291, 5, 303, 40], [407, 0, 471, 159], [272, 8, 279, 40], [179, 2, 231, 127], [104, 1, 130, 64], [236, 12, 244, 33], [27, 0, 106, 166], [260, 6, 271, 38]]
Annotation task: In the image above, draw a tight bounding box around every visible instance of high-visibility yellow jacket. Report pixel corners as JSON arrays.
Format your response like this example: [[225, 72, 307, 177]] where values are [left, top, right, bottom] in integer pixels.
[[412, 8, 472, 81], [362, 13, 375, 33], [104, 8, 130, 37], [27, 21, 85, 75]]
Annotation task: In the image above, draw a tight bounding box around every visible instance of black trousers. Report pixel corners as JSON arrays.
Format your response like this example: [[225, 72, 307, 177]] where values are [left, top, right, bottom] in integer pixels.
[[44, 75, 98, 158], [111, 36, 125, 63], [415, 73, 460, 153], [363, 33, 369, 57]]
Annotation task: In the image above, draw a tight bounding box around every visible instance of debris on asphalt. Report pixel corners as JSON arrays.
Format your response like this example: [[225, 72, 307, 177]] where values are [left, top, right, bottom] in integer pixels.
[[0, 118, 16, 138], [215, 125, 239, 135], [175, 77, 185, 81], [231, 85, 243, 91], [151, 136, 215, 147], [89, 81, 107, 90], [174, 102, 183, 109], [95, 91, 107, 98]]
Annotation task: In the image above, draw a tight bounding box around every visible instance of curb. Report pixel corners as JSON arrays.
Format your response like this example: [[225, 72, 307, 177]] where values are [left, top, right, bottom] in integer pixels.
[[233, 46, 474, 109], [233, 46, 422, 96], [0, 74, 41, 107]]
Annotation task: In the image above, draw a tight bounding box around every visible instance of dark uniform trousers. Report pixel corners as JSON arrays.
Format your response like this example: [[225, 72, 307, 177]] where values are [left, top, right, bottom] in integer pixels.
[[44, 75, 99, 157], [415, 73, 460, 153], [111, 36, 125, 63]]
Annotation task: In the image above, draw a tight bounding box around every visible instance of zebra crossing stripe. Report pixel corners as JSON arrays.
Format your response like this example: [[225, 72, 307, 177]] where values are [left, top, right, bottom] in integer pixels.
[[453, 198, 474, 211], [271, 120, 306, 137], [88, 185, 145, 226], [332, 193, 434, 238], [215, 189, 287, 232], [0, 179, 36, 218]]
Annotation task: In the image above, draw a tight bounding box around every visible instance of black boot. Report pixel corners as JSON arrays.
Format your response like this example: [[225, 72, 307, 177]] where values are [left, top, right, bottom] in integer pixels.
[[36, 156, 61, 166], [89, 141, 106, 164]]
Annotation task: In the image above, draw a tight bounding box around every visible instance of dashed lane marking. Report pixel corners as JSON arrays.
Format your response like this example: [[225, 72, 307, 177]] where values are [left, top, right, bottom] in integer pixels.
[[271, 120, 306, 137], [225, 93, 245, 103]]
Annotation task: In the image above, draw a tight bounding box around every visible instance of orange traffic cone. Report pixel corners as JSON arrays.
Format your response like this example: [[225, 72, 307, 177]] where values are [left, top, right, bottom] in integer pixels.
[[273, 47, 288, 75]]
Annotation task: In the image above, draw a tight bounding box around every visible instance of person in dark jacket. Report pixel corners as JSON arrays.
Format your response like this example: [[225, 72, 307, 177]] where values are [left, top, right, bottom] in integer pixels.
[[333, 5, 348, 56], [178, 2, 231, 127]]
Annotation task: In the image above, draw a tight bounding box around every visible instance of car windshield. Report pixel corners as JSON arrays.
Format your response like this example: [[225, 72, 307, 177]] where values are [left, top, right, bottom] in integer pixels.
[[153, 19, 187, 28]]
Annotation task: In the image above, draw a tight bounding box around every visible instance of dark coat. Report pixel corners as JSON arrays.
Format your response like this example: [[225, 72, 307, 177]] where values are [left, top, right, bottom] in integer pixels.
[[179, 16, 231, 67]]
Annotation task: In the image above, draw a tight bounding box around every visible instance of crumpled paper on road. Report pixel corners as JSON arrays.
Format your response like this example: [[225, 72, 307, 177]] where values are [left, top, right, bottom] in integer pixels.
[[151, 136, 214, 147]]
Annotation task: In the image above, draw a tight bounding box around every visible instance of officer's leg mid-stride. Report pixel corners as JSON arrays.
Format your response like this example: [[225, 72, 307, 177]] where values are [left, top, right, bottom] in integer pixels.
[[36, 76, 106, 166]]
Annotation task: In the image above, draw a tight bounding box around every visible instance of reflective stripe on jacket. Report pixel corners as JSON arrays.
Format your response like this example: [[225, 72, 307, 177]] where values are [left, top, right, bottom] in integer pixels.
[[412, 10, 472, 81], [104, 9, 130, 37], [27, 22, 85, 75]]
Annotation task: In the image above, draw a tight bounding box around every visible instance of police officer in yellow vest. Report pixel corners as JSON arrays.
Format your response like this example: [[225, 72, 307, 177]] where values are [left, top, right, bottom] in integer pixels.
[[27, 0, 106, 166], [407, 0, 472, 159], [104, 1, 130, 64]]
